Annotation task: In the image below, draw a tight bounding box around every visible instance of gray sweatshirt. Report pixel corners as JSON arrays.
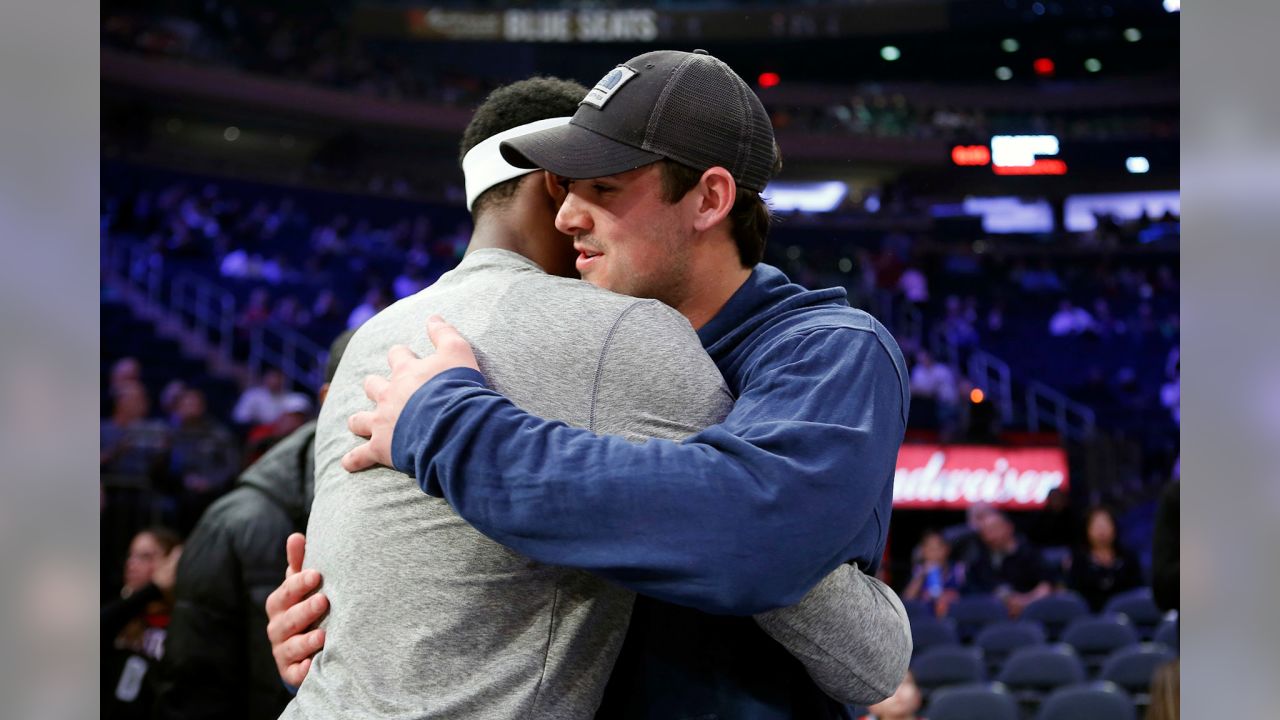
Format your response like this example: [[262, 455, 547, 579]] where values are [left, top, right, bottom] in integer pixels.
[[285, 249, 909, 720]]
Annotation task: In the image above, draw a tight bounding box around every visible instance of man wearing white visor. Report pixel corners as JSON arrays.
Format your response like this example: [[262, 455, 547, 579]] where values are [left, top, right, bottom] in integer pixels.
[[275, 77, 909, 719]]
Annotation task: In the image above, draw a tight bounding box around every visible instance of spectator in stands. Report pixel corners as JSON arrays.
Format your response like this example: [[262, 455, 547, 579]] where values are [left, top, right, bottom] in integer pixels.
[[1068, 505, 1143, 613], [108, 356, 142, 397], [101, 381, 171, 486], [946, 501, 995, 568], [902, 529, 963, 617], [168, 388, 240, 532], [861, 670, 922, 720], [346, 285, 388, 329], [158, 379, 188, 425], [236, 287, 273, 335], [310, 289, 345, 327], [909, 351, 960, 439], [154, 331, 352, 720], [1048, 299, 1096, 337], [1024, 487, 1076, 550], [272, 295, 311, 329], [961, 509, 1052, 618], [232, 368, 288, 426], [897, 263, 929, 309], [941, 295, 978, 351], [102, 527, 181, 720], [244, 392, 313, 464]]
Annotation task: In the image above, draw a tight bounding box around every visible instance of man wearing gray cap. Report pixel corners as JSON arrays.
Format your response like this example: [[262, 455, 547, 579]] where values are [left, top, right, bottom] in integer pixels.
[[273, 51, 911, 718]]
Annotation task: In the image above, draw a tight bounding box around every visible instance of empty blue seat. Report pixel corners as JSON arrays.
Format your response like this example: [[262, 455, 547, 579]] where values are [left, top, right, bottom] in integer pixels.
[[1035, 682, 1137, 720], [1153, 616, 1179, 653], [975, 620, 1047, 676], [903, 598, 936, 621], [912, 646, 985, 695], [1021, 592, 1090, 641], [1104, 588, 1164, 640], [925, 682, 1020, 720], [910, 616, 960, 657], [947, 594, 1009, 641], [996, 644, 1087, 705], [1099, 643, 1177, 702], [1061, 614, 1140, 675]]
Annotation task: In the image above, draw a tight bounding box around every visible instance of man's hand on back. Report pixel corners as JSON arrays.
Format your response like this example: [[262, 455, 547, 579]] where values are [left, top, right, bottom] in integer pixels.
[[343, 315, 479, 473], [265, 533, 329, 688]]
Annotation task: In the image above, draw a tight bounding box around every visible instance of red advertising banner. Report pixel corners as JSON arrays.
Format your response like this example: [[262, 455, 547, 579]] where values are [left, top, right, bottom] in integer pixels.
[[893, 445, 1068, 510]]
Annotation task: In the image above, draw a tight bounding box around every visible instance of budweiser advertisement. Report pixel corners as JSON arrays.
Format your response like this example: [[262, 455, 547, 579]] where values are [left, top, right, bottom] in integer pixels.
[[893, 444, 1068, 510]]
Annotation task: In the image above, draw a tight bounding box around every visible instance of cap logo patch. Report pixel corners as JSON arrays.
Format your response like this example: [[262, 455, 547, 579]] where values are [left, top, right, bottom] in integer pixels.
[[581, 66, 637, 109]]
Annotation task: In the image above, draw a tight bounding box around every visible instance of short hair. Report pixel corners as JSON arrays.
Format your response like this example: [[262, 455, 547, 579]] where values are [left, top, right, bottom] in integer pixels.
[[459, 77, 588, 220], [140, 526, 182, 554], [325, 329, 356, 384], [656, 148, 782, 268]]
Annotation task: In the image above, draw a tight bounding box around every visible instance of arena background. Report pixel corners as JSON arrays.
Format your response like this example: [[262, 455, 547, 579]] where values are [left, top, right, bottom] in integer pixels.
[[24, 0, 1280, 712], [91, 1, 1187, 717]]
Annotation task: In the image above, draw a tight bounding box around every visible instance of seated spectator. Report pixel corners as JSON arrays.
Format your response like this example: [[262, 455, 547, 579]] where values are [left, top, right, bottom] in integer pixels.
[[960, 509, 1053, 618], [236, 287, 273, 335], [155, 331, 352, 720], [902, 529, 963, 617], [232, 369, 288, 427], [102, 527, 182, 720], [1068, 506, 1144, 613], [108, 356, 143, 397], [909, 351, 959, 436], [946, 501, 996, 569], [101, 381, 171, 486], [941, 295, 978, 350], [244, 392, 313, 464], [861, 670, 922, 720], [169, 389, 240, 532], [1048, 299, 1096, 337], [1023, 487, 1076, 550]]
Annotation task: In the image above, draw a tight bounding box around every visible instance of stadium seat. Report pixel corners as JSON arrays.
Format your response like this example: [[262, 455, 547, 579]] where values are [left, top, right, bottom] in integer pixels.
[[903, 598, 936, 621], [974, 620, 1047, 677], [1020, 591, 1089, 640], [947, 594, 1009, 641], [1103, 588, 1164, 640], [1061, 614, 1141, 675], [911, 646, 985, 696], [1099, 643, 1177, 704], [1153, 616, 1179, 653], [910, 616, 960, 658], [996, 644, 1087, 709], [924, 682, 1020, 720], [1035, 682, 1137, 720]]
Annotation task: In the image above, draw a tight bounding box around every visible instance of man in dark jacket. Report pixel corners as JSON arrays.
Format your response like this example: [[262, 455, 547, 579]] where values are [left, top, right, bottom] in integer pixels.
[[152, 331, 352, 720]]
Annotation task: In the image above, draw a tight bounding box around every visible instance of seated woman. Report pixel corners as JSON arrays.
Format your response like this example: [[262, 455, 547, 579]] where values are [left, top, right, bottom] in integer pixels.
[[902, 529, 964, 617], [1068, 506, 1144, 612]]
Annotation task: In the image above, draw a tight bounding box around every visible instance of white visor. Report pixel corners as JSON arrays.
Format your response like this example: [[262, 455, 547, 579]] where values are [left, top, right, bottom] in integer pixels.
[[462, 116, 572, 212]]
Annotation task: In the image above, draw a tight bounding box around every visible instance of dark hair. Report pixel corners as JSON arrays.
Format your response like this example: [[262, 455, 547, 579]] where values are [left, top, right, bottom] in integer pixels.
[[325, 329, 356, 383], [656, 147, 782, 268], [139, 526, 181, 554], [459, 77, 588, 219], [1082, 504, 1120, 548]]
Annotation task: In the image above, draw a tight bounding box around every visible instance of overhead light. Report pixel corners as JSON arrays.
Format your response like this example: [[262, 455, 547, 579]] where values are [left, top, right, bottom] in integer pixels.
[[1001, 38, 1020, 53], [1126, 156, 1151, 174], [1124, 27, 1142, 42], [1084, 58, 1103, 73], [995, 66, 1013, 81], [223, 126, 241, 142], [1163, 0, 1180, 11], [838, 258, 853, 273], [880, 45, 901, 62]]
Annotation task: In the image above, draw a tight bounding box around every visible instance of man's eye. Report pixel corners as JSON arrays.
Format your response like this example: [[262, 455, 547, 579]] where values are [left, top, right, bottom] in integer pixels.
[[592, 183, 613, 193]]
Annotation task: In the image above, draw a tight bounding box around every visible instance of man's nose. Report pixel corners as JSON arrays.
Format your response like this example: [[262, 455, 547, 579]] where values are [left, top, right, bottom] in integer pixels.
[[556, 191, 591, 237]]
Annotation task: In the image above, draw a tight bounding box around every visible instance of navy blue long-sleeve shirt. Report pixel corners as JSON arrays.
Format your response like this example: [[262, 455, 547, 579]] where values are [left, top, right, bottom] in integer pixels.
[[391, 263, 909, 615]]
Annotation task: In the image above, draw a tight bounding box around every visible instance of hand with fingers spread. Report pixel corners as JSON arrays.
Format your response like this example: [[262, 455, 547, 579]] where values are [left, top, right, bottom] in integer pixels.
[[342, 315, 479, 473], [265, 533, 329, 688]]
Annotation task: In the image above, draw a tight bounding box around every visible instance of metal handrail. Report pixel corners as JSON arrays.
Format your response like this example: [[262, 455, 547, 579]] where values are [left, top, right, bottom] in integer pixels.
[[249, 323, 327, 393], [967, 349, 1014, 424], [171, 273, 236, 364], [1026, 380, 1097, 440]]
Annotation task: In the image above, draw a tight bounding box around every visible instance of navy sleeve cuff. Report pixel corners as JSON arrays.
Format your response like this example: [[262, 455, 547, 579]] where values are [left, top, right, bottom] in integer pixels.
[[390, 367, 488, 475]]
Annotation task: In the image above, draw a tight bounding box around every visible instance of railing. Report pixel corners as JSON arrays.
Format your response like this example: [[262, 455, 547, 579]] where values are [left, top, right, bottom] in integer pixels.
[[1026, 380, 1097, 440], [249, 323, 327, 393], [967, 349, 1014, 424], [170, 273, 236, 365]]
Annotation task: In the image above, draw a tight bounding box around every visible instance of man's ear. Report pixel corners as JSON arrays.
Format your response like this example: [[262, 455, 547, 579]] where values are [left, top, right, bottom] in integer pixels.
[[543, 171, 567, 206], [692, 167, 736, 233]]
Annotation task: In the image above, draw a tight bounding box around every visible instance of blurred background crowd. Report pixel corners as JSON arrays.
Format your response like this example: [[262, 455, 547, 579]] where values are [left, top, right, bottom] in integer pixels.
[[100, 0, 1179, 718]]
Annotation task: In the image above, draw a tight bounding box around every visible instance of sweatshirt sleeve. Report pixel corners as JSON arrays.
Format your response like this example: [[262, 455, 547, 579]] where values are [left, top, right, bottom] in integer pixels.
[[753, 563, 912, 706], [392, 327, 907, 615]]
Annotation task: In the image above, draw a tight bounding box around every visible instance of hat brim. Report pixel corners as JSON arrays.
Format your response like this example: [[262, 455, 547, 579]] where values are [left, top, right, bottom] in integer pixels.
[[500, 121, 664, 180]]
